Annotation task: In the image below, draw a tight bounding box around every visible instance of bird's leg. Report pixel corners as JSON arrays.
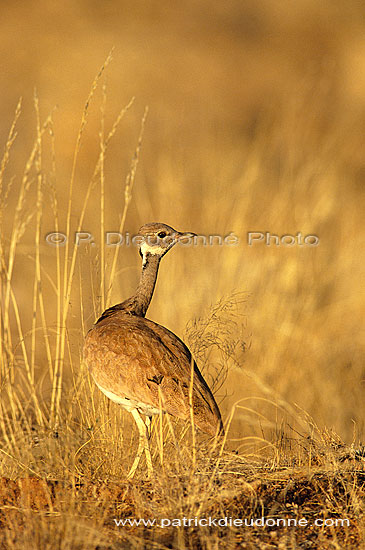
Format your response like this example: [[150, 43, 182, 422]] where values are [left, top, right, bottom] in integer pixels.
[[127, 419, 144, 480], [127, 409, 153, 479]]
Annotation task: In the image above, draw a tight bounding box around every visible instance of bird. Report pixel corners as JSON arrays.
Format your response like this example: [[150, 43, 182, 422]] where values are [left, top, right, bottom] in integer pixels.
[[83, 222, 224, 478]]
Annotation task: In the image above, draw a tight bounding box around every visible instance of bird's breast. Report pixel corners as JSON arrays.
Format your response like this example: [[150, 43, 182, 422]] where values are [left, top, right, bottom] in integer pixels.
[[94, 380, 161, 416]]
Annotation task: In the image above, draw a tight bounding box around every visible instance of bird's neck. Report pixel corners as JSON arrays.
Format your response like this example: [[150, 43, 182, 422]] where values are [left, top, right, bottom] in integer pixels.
[[95, 253, 161, 323], [130, 253, 161, 317]]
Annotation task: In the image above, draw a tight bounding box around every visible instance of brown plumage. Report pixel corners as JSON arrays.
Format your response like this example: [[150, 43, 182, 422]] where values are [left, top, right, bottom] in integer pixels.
[[83, 222, 224, 477]]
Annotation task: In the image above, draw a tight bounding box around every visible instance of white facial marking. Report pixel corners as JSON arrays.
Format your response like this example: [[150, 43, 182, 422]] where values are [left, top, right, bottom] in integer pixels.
[[140, 241, 167, 257]]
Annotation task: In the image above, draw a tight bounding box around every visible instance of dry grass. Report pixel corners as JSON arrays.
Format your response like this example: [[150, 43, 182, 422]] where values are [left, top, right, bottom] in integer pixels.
[[0, 1, 364, 548]]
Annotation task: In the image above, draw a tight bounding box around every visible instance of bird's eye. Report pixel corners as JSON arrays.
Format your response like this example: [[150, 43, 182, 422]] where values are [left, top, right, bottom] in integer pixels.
[[157, 231, 167, 238]]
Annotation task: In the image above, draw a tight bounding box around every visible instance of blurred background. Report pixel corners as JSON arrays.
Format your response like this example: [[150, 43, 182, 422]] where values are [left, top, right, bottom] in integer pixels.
[[1, 0, 364, 442]]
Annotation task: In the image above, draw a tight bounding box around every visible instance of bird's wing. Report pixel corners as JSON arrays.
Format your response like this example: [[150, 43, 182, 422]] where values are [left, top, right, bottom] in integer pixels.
[[84, 313, 222, 434]]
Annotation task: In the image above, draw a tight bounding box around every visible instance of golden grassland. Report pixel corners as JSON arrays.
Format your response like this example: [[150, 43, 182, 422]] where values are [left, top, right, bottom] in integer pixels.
[[0, 1, 364, 548]]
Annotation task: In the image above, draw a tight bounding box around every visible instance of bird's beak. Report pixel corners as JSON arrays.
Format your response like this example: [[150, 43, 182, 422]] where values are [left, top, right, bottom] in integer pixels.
[[177, 231, 197, 241]]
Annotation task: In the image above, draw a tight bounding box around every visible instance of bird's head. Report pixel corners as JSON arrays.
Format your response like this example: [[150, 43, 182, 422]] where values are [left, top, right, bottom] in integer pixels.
[[137, 223, 196, 262]]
